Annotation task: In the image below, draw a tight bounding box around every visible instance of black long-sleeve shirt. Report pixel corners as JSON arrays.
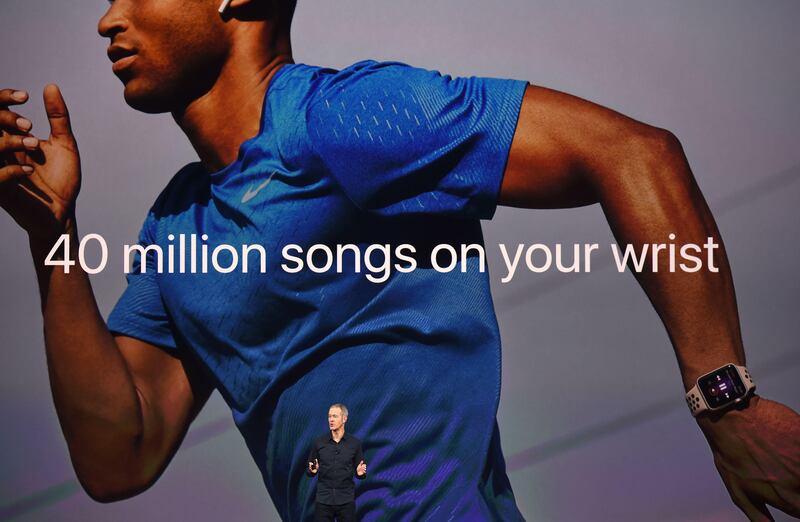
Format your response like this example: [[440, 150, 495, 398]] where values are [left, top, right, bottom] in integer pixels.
[[306, 432, 366, 505]]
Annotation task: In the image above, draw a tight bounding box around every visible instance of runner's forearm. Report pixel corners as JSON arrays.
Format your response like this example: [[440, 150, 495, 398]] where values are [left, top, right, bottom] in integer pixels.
[[29, 216, 148, 499], [592, 132, 746, 391]]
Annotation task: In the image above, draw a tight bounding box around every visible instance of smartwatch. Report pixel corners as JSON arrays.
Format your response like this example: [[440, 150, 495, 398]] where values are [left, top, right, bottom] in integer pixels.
[[685, 364, 755, 417]]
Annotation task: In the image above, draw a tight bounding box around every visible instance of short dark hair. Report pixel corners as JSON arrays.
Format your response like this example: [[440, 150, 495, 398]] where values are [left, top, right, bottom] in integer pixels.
[[275, 0, 297, 34], [329, 403, 348, 418], [237, 1, 296, 34]]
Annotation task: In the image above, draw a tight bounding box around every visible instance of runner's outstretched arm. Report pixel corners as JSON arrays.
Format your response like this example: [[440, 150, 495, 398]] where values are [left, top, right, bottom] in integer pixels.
[[0, 85, 213, 502], [498, 84, 800, 521]]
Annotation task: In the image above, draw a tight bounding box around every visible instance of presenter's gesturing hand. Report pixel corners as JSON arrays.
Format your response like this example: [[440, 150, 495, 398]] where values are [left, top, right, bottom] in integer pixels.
[[356, 460, 366, 478], [0, 85, 80, 240], [308, 458, 319, 475]]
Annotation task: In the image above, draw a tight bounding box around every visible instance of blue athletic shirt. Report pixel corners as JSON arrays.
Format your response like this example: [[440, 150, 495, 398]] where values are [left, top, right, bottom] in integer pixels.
[[107, 60, 528, 521]]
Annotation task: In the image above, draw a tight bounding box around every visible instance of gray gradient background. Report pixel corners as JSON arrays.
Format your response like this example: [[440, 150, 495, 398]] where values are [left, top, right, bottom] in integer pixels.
[[1, 1, 799, 521]]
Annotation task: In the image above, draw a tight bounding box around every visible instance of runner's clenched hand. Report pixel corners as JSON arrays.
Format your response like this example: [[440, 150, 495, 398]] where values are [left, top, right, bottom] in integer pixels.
[[0, 84, 81, 239]]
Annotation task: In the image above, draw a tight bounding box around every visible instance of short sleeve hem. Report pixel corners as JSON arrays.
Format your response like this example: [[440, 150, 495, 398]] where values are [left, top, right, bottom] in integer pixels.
[[467, 78, 528, 220], [106, 203, 180, 354], [107, 314, 179, 353]]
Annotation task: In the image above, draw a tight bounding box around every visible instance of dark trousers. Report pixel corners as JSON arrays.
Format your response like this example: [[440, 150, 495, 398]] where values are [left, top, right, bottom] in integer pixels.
[[313, 501, 356, 522]]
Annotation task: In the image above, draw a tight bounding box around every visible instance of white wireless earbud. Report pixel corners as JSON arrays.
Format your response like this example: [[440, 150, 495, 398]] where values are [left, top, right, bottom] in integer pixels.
[[218, 0, 233, 14]]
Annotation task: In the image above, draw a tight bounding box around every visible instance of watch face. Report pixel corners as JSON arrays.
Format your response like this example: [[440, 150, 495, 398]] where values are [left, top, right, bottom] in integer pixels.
[[698, 365, 747, 409]]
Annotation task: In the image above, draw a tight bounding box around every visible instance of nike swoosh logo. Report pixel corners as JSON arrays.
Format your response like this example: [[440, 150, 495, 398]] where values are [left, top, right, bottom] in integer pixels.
[[241, 171, 277, 203]]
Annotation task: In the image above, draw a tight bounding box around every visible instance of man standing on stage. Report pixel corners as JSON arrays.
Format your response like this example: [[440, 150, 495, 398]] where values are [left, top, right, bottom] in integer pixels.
[[306, 404, 367, 522]]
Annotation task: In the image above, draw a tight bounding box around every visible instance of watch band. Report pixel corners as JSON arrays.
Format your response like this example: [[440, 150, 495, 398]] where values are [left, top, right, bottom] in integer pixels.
[[686, 364, 755, 417]]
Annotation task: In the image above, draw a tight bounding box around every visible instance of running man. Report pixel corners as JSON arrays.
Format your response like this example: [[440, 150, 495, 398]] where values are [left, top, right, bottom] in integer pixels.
[[0, 0, 798, 520]]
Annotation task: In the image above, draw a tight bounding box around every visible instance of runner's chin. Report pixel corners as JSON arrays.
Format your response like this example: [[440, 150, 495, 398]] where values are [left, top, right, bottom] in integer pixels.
[[118, 68, 177, 115]]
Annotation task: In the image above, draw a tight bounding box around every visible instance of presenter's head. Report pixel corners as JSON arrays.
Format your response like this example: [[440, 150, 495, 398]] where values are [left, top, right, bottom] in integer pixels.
[[328, 403, 348, 432], [97, 0, 297, 113]]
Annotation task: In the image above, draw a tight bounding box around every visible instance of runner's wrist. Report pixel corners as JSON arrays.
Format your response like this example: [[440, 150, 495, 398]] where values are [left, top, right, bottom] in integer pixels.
[[28, 213, 78, 266], [27, 209, 77, 246]]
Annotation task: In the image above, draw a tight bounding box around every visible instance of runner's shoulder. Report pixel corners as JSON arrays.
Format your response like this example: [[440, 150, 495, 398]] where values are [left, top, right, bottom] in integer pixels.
[[307, 59, 437, 100]]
